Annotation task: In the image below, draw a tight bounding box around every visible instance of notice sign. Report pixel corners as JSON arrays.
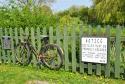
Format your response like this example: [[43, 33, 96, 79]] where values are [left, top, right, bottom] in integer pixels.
[[81, 37, 107, 64]]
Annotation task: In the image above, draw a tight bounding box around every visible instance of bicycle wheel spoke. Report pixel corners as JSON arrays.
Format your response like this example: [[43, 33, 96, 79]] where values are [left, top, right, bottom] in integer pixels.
[[15, 43, 31, 66], [41, 44, 63, 69]]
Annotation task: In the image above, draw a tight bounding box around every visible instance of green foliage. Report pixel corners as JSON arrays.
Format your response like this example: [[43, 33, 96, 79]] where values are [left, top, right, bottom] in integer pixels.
[[57, 6, 89, 23], [92, 0, 125, 25], [0, 5, 58, 28], [0, 64, 125, 84], [57, 0, 125, 25]]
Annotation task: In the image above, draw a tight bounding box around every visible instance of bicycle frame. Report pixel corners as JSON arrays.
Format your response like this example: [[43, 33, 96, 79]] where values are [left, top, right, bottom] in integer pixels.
[[15, 34, 63, 69], [21, 35, 49, 62]]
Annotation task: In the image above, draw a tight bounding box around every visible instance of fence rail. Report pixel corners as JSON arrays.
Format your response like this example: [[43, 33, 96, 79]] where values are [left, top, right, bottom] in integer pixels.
[[0, 26, 125, 78]]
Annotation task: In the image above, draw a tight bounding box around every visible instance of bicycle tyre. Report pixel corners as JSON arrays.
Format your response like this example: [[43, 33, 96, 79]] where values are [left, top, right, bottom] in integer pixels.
[[40, 44, 63, 70], [14, 43, 32, 66]]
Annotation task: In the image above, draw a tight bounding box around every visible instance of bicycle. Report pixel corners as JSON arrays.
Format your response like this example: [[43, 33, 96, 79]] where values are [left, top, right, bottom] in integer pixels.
[[14, 34, 63, 70]]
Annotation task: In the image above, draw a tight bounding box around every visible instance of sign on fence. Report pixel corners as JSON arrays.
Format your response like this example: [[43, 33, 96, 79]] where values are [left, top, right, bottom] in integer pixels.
[[2, 36, 11, 49], [81, 37, 107, 64]]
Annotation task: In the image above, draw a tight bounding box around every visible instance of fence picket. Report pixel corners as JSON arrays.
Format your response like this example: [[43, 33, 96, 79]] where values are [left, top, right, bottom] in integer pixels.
[[64, 26, 69, 71], [96, 25, 101, 75], [36, 27, 41, 52], [0, 28, 2, 63], [79, 25, 84, 73], [2, 28, 7, 63], [71, 26, 76, 72], [43, 27, 47, 35], [56, 26, 61, 46], [115, 26, 121, 78], [31, 27, 37, 65], [49, 27, 53, 44], [105, 25, 110, 77], [6, 28, 11, 63], [9, 28, 15, 64], [88, 25, 92, 74]]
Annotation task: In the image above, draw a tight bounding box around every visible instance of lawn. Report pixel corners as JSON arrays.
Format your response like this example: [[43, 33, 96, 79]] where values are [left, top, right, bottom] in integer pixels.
[[0, 64, 124, 84]]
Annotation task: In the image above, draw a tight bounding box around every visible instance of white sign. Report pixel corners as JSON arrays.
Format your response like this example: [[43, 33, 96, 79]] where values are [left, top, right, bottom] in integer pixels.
[[81, 37, 107, 64]]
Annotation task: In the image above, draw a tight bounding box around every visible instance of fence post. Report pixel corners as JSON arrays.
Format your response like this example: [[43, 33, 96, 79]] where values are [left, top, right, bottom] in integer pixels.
[[115, 25, 121, 78]]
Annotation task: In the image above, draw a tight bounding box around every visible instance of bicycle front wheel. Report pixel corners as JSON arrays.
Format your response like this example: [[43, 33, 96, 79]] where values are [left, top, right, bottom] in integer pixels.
[[14, 43, 32, 66], [40, 44, 63, 70]]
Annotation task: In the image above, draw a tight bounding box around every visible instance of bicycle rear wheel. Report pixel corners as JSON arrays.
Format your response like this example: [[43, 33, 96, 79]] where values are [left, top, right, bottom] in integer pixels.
[[40, 44, 63, 70], [14, 43, 32, 66]]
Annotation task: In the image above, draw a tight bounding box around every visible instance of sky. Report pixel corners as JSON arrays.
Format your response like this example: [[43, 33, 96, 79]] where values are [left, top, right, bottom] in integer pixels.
[[51, 0, 92, 12], [0, 0, 92, 12]]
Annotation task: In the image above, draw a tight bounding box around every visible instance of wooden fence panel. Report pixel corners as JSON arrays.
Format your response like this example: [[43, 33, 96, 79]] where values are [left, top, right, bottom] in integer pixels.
[[0, 26, 125, 79]]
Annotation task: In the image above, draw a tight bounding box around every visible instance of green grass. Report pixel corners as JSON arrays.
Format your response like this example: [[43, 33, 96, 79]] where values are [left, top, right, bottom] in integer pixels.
[[0, 64, 125, 84]]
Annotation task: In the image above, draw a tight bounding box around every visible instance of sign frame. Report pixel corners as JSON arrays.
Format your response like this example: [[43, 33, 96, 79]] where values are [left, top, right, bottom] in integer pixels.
[[81, 36, 108, 64]]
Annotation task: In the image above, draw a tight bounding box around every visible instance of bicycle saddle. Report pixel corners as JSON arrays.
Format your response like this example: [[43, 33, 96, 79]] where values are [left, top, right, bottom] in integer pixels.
[[41, 35, 49, 44], [41, 35, 49, 38]]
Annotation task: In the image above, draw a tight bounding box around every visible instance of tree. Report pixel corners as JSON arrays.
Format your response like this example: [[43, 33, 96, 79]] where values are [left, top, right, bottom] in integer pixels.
[[17, 0, 55, 6], [6, 0, 56, 8], [92, 0, 125, 25], [57, 6, 89, 23]]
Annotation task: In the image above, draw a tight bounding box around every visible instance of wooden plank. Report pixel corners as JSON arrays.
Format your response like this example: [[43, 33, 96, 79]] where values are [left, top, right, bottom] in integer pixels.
[[79, 25, 84, 73], [31, 27, 37, 65], [56, 26, 61, 46], [56, 26, 62, 66], [63, 26, 69, 71], [14, 28, 18, 45], [36, 27, 41, 52], [0, 28, 2, 63], [88, 25, 92, 74], [19, 28, 25, 63], [3, 28, 8, 63], [115, 26, 121, 78], [49, 27, 53, 44], [96, 25, 101, 75], [43, 27, 47, 35], [14, 27, 19, 63], [9, 28, 15, 64], [105, 25, 110, 77], [6, 28, 11, 64], [71, 26, 76, 72]]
